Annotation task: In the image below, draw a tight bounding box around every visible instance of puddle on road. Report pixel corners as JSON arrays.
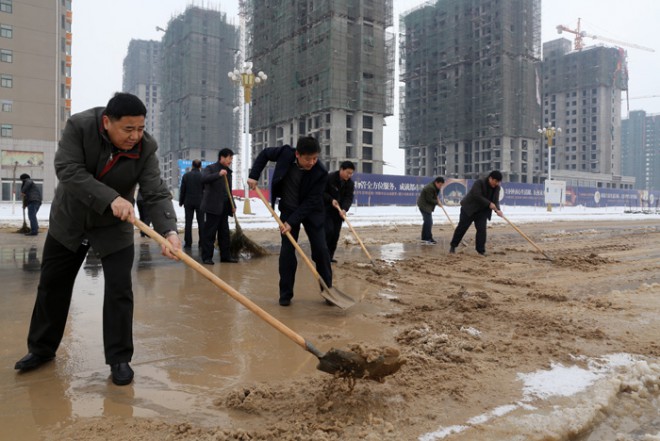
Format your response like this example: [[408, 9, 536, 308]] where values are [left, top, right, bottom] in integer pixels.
[[1, 238, 398, 438]]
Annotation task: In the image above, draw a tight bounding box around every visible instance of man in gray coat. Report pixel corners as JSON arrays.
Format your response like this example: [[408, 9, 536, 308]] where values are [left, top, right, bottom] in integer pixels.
[[416, 177, 445, 244], [449, 170, 503, 256], [14, 93, 181, 386]]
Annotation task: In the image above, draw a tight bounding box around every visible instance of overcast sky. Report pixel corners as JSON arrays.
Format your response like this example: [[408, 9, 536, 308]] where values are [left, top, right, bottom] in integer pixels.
[[71, 0, 660, 174]]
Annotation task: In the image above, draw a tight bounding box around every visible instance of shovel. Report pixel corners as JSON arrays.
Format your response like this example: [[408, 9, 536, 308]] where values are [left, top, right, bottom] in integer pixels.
[[336, 205, 377, 267], [133, 219, 401, 381], [500, 214, 553, 261], [254, 186, 356, 309]]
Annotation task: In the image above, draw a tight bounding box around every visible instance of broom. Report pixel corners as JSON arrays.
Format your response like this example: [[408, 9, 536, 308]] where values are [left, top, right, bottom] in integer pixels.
[[224, 175, 268, 258], [17, 197, 31, 234]]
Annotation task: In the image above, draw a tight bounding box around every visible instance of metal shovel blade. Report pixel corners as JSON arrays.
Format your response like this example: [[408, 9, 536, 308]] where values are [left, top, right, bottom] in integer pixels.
[[320, 284, 356, 309]]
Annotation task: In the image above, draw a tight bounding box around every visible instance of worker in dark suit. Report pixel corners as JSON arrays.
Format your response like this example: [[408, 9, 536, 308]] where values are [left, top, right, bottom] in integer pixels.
[[179, 159, 204, 249], [247, 136, 331, 306], [200, 149, 237, 264], [449, 170, 503, 256], [323, 160, 355, 262]]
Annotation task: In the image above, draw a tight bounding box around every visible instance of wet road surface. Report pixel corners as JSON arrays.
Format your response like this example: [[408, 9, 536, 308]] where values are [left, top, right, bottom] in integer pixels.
[[0, 231, 395, 440]]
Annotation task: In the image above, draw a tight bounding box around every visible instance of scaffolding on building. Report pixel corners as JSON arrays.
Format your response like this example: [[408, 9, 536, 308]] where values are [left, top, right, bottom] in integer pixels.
[[400, 0, 542, 182], [241, 0, 394, 177]]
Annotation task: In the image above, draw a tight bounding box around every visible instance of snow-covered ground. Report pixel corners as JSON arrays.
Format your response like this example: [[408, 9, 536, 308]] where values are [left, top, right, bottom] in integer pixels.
[[1, 199, 657, 230]]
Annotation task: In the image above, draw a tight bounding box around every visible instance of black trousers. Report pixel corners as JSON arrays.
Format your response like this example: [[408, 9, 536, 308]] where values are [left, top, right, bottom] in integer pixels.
[[183, 204, 203, 247], [450, 209, 490, 254], [201, 208, 231, 261], [26, 234, 135, 364], [324, 213, 344, 259], [279, 210, 332, 302]]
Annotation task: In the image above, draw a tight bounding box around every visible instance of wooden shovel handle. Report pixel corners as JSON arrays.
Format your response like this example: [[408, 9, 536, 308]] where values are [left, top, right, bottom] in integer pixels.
[[500, 214, 553, 260], [132, 218, 307, 350], [437, 200, 456, 229], [253, 187, 330, 290], [336, 205, 374, 262]]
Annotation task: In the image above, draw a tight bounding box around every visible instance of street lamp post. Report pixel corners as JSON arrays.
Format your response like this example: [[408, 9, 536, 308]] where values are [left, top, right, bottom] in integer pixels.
[[537, 125, 562, 212], [228, 63, 267, 215]]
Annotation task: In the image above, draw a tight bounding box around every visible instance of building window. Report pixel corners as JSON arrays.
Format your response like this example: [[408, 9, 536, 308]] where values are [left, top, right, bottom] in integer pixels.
[[0, 24, 11, 38], [363, 115, 373, 129], [0, 48, 11, 62], [1, 73, 11, 87], [362, 131, 372, 144], [1, 123, 11, 137], [1, 99, 11, 111], [362, 162, 372, 173], [0, 0, 12, 13]]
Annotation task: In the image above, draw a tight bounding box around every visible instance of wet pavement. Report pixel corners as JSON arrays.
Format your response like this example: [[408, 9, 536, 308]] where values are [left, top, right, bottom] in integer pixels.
[[0, 231, 396, 440]]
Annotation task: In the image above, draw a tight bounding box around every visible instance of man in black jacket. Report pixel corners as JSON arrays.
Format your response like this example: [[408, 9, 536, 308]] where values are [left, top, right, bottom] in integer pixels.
[[247, 136, 331, 306], [200, 149, 237, 264], [449, 170, 503, 256], [20, 173, 42, 236], [324, 161, 355, 262], [179, 159, 204, 249]]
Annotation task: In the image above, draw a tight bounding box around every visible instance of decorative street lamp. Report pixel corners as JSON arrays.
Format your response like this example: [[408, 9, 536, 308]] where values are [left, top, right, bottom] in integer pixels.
[[537, 124, 562, 211], [228, 62, 267, 214]]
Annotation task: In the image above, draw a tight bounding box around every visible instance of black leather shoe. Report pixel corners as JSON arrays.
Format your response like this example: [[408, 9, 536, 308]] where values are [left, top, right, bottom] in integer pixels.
[[279, 298, 291, 306], [202, 259, 214, 265], [330, 258, 337, 263], [15, 353, 54, 371], [220, 257, 239, 263], [449, 246, 456, 254], [110, 362, 134, 386]]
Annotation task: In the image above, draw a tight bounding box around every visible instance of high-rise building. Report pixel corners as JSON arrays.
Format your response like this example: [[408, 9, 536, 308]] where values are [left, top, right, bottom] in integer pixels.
[[621, 110, 660, 191], [0, 0, 72, 201], [245, 0, 395, 179], [123, 39, 162, 144], [541, 38, 634, 189], [157, 6, 239, 192], [400, 0, 541, 182]]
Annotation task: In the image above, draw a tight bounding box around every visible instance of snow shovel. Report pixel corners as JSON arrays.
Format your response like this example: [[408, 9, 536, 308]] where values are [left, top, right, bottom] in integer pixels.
[[336, 205, 377, 267], [254, 186, 356, 309], [133, 219, 401, 381], [223, 175, 268, 258], [437, 198, 467, 247], [500, 214, 553, 261]]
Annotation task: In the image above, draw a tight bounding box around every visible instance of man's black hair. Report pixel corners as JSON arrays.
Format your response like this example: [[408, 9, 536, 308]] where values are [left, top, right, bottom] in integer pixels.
[[340, 160, 355, 170], [434, 176, 445, 184], [219, 148, 234, 158], [20, 173, 30, 180], [488, 170, 503, 181], [105, 92, 147, 120], [296, 136, 320, 155], [192, 159, 202, 169]]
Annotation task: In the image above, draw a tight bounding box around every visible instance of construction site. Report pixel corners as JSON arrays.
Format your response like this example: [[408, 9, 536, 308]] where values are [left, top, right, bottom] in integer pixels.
[[158, 6, 240, 191], [243, 0, 395, 179], [400, 0, 542, 183]]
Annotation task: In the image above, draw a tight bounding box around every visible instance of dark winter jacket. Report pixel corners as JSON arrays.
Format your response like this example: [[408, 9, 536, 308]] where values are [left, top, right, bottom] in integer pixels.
[[21, 178, 42, 203], [460, 177, 501, 220], [49, 107, 176, 257], [249, 145, 328, 228], [200, 162, 234, 216], [179, 168, 203, 208], [417, 181, 440, 214], [324, 170, 354, 216]]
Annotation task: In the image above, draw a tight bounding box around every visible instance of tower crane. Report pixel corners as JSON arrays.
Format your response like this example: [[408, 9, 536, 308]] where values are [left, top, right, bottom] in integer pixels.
[[556, 18, 655, 52]]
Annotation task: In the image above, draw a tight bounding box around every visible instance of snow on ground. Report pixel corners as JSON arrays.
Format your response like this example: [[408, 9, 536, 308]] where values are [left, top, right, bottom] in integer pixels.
[[1, 199, 657, 230]]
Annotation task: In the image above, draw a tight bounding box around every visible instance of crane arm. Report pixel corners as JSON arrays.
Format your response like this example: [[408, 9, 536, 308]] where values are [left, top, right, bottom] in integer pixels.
[[585, 32, 655, 53]]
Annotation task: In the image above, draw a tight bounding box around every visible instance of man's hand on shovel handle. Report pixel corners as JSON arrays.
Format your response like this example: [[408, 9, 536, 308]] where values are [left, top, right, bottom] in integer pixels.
[[161, 231, 181, 260]]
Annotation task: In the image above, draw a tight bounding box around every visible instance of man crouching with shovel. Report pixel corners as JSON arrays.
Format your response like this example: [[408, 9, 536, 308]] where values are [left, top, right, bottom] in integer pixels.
[[247, 136, 333, 307]]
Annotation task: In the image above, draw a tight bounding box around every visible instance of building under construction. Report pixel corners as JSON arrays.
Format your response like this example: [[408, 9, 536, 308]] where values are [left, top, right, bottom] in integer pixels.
[[621, 111, 660, 192], [541, 38, 633, 189], [400, 0, 542, 183], [245, 0, 394, 176], [123, 40, 162, 144], [158, 6, 239, 191]]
